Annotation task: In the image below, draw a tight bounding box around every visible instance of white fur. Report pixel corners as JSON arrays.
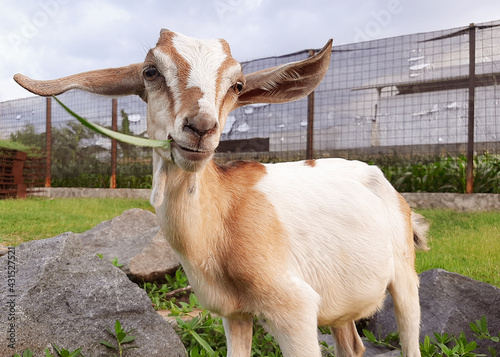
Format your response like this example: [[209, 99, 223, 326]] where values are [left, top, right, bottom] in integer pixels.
[[257, 159, 397, 322], [173, 34, 225, 102]]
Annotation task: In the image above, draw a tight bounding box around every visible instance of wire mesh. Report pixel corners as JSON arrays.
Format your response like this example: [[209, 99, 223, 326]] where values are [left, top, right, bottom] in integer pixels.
[[0, 20, 499, 188]]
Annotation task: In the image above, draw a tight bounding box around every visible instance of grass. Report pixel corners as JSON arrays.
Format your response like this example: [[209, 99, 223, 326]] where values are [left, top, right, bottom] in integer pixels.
[[0, 197, 153, 246], [0, 198, 499, 287], [416, 209, 500, 287], [1, 198, 499, 356]]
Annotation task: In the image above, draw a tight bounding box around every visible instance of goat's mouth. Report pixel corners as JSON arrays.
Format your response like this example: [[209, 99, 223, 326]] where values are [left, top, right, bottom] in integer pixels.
[[169, 137, 213, 163]]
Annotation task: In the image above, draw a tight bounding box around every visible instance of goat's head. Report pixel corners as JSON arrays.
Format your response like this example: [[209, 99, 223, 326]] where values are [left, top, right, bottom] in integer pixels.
[[14, 29, 332, 172]]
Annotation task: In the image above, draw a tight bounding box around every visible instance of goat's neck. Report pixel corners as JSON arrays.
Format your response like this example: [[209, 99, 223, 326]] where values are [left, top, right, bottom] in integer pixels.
[[154, 160, 224, 258], [154, 159, 270, 261]]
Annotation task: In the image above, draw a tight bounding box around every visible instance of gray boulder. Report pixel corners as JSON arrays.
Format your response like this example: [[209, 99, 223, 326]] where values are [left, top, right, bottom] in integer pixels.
[[367, 269, 500, 354], [78, 208, 180, 282], [0, 233, 186, 356]]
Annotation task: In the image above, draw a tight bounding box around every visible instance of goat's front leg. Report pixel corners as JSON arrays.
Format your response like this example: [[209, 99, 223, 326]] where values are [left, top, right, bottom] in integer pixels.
[[263, 278, 323, 357], [223, 316, 253, 357]]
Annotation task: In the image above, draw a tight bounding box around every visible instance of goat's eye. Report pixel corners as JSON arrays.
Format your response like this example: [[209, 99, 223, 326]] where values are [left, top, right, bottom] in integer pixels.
[[232, 81, 244, 94], [143, 66, 160, 81]]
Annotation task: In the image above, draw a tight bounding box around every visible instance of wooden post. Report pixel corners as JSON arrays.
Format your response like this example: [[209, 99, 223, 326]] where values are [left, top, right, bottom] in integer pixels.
[[306, 49, 316, 160], [110, 99, 118, 189], [13, 151, 27, 199], [466, 23, 476, 194], [45, 97, 51, 187]]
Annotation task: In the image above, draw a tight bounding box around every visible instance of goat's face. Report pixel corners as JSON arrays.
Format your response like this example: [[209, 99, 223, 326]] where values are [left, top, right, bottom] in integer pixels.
[[144, 30, 244, 172], [13, 29, 332, 173]]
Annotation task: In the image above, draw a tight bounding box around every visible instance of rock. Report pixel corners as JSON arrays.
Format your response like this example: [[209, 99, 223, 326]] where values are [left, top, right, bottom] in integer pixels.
[[366, 269, 500, 354], [0, 233, 187, 357], [77, 208, 180, 282]]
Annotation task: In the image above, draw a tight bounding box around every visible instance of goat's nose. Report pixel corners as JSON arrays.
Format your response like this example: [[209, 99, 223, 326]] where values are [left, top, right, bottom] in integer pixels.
[[183, 115, 218, 137]]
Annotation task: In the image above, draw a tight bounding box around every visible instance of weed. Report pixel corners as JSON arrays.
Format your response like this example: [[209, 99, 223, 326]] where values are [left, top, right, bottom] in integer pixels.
[[13, 350, 33, 357], [470, 316, 500, 343], [420, 332, 480, 357], [174, 310, 226, 356], [363, 315, 499, 357], [49, 345, 85, 357], [168, 293, 199, 316], [96, 254, 124, 268], [14, 346, 85, 357], [111, 257, 124, 268], [143, 267, 192, 310], [363, 329, 400, 350], [166, 267, 190, 291], [251, 322, 282, 356], [100, 320, 139, 356]]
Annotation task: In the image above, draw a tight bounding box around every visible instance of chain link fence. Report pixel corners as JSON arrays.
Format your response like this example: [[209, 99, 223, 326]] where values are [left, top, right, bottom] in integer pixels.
[[1, 20, 499, 191]]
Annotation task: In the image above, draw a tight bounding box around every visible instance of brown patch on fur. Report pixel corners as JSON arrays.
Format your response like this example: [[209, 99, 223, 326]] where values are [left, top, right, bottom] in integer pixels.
[[179, 87, 203, 118], [397, 192, 416, 264], [155, 31, 191, 92], [213, 161, 289, 307], [219, 39, 232, 57], [215, 39, 243, 109], [215, 58, 243, 113], [179, 161, 289, 312], [304, 159, 316, 167]]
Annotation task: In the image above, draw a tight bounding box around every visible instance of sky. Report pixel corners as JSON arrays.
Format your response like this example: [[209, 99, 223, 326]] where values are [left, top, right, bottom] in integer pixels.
[[1, 0, 500, 102]]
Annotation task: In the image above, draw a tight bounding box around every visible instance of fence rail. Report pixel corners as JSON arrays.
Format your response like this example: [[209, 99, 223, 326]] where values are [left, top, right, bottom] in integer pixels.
[[1, 20, 499, 193]]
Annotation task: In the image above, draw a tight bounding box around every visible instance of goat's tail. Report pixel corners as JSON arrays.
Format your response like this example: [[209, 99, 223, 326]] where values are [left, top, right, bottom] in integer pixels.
[[411, 212, 430, 251]]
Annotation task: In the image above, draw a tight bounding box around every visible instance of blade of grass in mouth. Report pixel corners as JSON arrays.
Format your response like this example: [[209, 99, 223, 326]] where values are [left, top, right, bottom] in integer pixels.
[[53, 96, 171, 149]]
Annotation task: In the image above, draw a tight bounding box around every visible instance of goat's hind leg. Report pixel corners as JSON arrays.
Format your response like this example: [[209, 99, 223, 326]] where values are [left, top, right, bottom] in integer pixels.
[[388, 268, 421, 357], [331, 321, 366, 357], [223, 316, 253, 357]]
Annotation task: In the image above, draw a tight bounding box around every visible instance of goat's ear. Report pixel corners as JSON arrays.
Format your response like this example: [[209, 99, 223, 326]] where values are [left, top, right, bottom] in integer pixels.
[[13, 63, 146, 100], [235, 39, 332, 108]]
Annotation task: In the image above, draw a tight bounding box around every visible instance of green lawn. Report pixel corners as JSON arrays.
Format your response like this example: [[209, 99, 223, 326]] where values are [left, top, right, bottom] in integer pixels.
[[416, 209, 500, 287], [0, 197, 153, 246], [0, 198, 498, 287]]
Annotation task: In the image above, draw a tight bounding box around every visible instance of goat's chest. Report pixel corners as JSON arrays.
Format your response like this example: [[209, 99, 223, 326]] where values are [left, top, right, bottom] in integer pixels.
[[176, 252, 244, 316]]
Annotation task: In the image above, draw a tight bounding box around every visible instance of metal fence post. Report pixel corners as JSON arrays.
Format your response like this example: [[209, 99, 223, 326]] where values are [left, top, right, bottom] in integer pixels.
[[45, 97, 51, 187], [306, 49, 315, 160], [110, 99, 118, 189], [466, 23, 476, 194]]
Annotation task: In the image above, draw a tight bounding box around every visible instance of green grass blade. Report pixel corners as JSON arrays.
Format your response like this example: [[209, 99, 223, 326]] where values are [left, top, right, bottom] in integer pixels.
[[53, 96, 171, 149], [99, 340, 116, 349], [190, 330, 215, 356]]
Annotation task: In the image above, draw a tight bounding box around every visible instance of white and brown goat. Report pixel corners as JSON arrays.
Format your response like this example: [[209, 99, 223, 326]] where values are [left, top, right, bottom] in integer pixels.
[[14, 29, 428, 357]]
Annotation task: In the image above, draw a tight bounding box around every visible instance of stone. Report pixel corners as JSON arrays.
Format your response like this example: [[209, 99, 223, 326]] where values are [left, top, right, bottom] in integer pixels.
[[0, 233, 187, 356], [366, 269, 500, 354], [77, 208, 180, 282], [401, 193, 500, 211]]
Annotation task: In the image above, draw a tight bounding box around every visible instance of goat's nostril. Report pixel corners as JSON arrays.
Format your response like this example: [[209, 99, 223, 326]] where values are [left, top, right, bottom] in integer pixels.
[[183, 118, 218, 137]]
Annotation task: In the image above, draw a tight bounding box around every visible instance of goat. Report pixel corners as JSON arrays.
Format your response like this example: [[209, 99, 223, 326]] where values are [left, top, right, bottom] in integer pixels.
[[14, 29, 428, 357]]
